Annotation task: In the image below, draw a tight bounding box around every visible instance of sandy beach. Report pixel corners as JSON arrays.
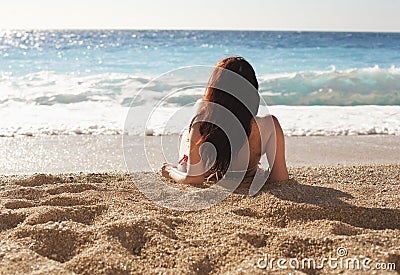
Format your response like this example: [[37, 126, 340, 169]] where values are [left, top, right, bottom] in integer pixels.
[[2, 13, 400, 275], [0, 135, 399, 274]]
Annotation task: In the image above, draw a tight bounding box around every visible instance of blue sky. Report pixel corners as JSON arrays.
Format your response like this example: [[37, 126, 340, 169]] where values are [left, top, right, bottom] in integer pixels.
[[1, 0, 400, 31]]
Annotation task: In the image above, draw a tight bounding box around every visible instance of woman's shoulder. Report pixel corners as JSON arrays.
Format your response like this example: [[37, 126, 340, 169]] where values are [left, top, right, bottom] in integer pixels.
[[256, 114, 278, 120], [253, 114, 279, 138], [255, 114, 277, 128]]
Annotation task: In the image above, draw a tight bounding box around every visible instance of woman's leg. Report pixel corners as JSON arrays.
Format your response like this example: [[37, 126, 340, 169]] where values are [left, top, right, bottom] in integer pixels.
[[266, 116, 289, 182]]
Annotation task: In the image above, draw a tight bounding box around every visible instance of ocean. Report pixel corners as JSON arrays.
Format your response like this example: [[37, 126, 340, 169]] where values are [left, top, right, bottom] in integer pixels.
[[1, 30, 400, 136]]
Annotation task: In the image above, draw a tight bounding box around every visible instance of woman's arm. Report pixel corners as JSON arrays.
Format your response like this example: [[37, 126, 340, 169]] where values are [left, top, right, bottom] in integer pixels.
[[161, 123, 205, 184], [161, 163, 204, 184], [264, 115, 289, 182]]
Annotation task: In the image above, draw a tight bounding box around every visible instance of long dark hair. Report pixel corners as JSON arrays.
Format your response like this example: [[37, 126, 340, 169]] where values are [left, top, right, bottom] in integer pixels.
[[193, 56, 260, 174]]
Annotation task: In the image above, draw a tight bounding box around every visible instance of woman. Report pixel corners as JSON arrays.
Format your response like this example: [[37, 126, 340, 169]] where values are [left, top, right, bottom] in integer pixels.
[[162, 56, 288, 184]]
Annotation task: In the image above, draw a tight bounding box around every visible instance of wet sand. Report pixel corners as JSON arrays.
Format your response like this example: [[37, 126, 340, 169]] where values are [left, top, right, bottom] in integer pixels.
[[0, 135, 399, 174]]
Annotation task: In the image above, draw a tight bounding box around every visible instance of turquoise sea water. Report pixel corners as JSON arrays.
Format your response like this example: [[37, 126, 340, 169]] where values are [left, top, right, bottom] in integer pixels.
[[1, 30, 400, 137], [1, 30, 400, 106]]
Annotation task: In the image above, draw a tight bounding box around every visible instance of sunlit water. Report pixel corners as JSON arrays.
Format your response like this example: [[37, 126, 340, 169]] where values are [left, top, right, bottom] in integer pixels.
[[1, 30, 400, 136]]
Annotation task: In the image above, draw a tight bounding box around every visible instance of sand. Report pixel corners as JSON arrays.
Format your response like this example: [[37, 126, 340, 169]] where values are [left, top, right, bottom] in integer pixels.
[[0, 164, 399, 274]]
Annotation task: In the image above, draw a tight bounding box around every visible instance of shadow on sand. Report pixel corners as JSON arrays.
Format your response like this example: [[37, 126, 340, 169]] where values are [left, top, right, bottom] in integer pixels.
[[252, 179, 400, 230]]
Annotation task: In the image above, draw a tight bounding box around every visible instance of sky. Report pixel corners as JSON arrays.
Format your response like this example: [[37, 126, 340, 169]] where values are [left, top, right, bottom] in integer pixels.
[[1, 0, 400, 32]]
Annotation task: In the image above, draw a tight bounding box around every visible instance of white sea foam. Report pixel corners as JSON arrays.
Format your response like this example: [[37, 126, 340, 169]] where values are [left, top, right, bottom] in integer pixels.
[[269, 105, 400, 136], [0, 102, 399, 137], [1, 68, 399, 137]]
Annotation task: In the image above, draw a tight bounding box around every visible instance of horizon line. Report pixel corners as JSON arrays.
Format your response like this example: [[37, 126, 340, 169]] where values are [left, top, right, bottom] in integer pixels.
[[1, 28, 400, 34]]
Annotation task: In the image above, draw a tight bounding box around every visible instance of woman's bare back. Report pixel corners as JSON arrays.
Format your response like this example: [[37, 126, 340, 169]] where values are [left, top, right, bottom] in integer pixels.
[[179, 114, 278, 177]]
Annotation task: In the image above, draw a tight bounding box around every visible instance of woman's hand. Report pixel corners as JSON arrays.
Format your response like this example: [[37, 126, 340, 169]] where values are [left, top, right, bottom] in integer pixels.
[[161, 162, 173, 178], [161, 162, 204, 184]]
